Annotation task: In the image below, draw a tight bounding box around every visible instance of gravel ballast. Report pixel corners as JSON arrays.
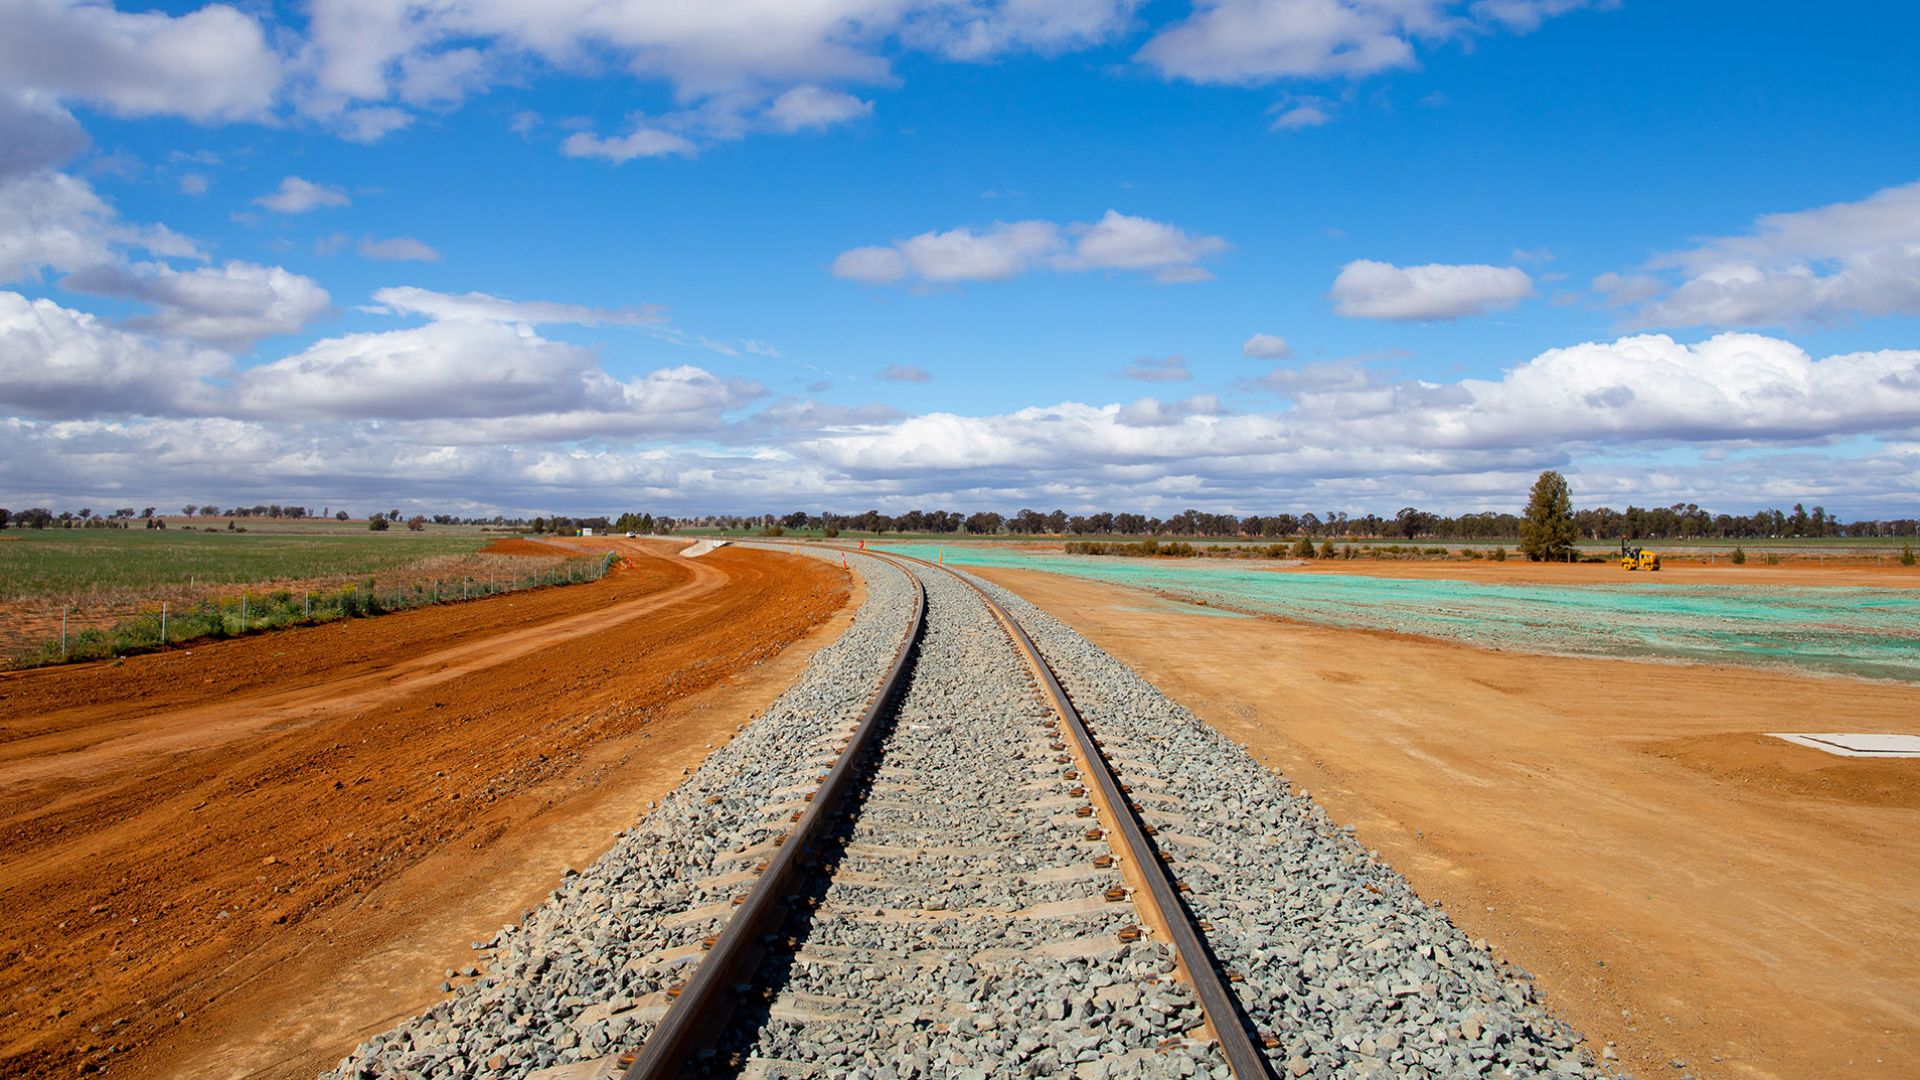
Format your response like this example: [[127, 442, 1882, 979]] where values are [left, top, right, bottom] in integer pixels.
[[965, 570, 1612, 1080]]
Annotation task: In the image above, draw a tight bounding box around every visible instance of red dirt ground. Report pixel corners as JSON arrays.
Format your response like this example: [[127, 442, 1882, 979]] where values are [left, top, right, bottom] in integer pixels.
[[0, 540, 849, 1080]]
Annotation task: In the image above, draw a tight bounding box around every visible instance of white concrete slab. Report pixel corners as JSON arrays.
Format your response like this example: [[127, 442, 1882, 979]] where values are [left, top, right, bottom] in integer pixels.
[[1767, 733, 1920, 758]]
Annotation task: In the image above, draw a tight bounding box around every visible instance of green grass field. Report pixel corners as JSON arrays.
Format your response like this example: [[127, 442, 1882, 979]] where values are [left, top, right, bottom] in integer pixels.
[[0, 527, 496, 601]]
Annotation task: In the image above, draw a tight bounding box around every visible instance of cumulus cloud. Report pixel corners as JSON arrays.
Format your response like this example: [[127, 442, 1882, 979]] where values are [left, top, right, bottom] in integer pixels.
[[302, 0, 1137, 113], [832, 210, 1227, 286], [6, 329, 1919, 516], [61, 260, 331, 346], [367, 286, 666, 326], [1330, 258, 1533, 320], [0, 169, 198, 283], [766, 85, 874, 131], [1606, 180, 1920, 328], [560, 124, 698, 163], [0, 0, 282, 120], [800, 333, 1920, 497], [0, 89, 88, 180], [1117, 355, 1191, 382], [1136, 0, 1601, 84], [1116, 393, 1222, 427], [1241, 332, 1292, 359], [229, 320, 601, 420], [877, 363, 932, 382], [0, 290, 225, 416], [253, 176, 349, 213], [358, 235, 441, 262]]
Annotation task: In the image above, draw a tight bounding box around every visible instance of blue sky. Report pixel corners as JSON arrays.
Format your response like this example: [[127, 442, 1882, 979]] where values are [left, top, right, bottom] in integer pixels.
[[2, 0, 1918, 517]]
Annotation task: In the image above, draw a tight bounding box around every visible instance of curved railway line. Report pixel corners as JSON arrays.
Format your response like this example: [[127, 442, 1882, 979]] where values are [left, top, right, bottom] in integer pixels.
[[626, 549, 1274, 1078]]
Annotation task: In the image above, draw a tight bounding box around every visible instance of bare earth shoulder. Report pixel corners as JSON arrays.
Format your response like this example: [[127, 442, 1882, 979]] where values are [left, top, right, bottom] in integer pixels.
[[972, 562, 1919, 1080], [0, 541, 855, 1080]]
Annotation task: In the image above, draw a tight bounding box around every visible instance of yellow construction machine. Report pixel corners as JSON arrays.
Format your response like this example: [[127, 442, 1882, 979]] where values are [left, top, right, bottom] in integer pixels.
[[1620, 538, 1661, 571]]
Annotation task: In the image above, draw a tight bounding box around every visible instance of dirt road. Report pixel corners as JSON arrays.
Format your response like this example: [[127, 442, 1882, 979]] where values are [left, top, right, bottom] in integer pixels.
[[0, 540, 851, 1080], [976, 566, 1920, 1080]]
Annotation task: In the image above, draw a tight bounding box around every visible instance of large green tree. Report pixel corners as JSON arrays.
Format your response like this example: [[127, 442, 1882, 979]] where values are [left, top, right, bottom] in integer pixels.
[[1520, 470, 1580, 562]]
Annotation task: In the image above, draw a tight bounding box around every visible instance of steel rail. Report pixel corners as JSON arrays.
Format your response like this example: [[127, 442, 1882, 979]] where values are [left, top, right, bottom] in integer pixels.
[[881, 549, 1277, 1080], [621, 555, 926, 1080]]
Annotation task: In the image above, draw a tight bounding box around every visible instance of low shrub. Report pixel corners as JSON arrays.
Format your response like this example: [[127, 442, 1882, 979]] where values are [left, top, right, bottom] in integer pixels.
[[1730, 546, 1747, 565]]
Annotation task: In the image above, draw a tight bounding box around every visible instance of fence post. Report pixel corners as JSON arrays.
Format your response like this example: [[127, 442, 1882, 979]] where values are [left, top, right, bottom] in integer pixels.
[[241, 592, 248, 632], [62, 606, 68, 660], [305, 591, 311, 617], [433, 579, 439, 604], [161, 602, 168, 645]]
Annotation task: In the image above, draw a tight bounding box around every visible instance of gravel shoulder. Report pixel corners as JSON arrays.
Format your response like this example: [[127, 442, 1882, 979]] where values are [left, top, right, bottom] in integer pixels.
[[970, 564, 1920, 1080]]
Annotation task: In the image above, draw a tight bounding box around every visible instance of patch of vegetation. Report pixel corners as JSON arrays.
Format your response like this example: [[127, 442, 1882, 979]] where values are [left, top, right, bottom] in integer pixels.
[[0, 529, 493, 602], [14, 553, 617, 668], [1064, 539, 1198, 558]]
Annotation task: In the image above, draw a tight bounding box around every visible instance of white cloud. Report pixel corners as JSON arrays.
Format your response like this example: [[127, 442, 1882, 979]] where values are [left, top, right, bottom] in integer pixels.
[[801, 334, 1920, 493], [368, 286, 666, 327], [831, 245, 910, 285], [1330, 258, 1533, 320], [1241, 332, 1292, 359], [878, 363, 932, 382], [0, 89, 88, 180], [0, 290, 225, 416], [1116, 393, 1222, 427], [0, 169, 198, 283], [1117, 354, 1191, 382], [396, 46, 489, 108], [335, 105, 414, 143], [834, 210, 1227, 286], [1136, 0, 1600, 84], [1269, 102, 1330, 130], [897, 220, 1062, 282], [766, 85, 874, 131], [1062, 210, 1229, 282], [560, 124, 698, 163], [230, 320, 606, 420], [1609, 180, 1920, 328], [297, 0, 1145, 156], [5, 330, 1917, 516], [0, 0, 282, 120], [61, 260, 330, 346], [228, 319, 763, 440], [177, 172, 210, 196], [253, 176, 349, 213], [358, 235, 441, 262]]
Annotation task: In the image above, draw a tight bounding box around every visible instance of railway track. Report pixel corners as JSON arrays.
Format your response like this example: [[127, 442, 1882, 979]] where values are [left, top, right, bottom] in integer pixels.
[[625, 551, 1274, 1078], [328, 544, 1605, 1080]]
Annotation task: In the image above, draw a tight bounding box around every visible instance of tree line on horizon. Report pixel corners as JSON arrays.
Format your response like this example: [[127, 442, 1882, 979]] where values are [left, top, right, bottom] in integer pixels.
[[718, 500, 1916, 542], [1, 499, 1914, 541]]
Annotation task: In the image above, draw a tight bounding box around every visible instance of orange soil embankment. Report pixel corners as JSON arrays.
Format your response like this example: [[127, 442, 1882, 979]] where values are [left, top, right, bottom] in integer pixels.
[[0, 540, 852, 1080], [476, 536, 576, 557], [974, 565, 1920, 1080]]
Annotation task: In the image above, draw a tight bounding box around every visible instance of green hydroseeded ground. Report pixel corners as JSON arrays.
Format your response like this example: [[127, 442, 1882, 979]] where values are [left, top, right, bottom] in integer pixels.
[[878, 543, 1920, 683]]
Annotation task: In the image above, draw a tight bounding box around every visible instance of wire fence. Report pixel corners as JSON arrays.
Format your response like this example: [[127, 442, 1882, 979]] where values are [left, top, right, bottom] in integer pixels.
[[13, 551, 619, 669]]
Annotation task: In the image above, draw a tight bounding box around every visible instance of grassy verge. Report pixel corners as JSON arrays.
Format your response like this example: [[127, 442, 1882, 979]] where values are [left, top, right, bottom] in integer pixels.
[[12, 552, 617, 669]]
